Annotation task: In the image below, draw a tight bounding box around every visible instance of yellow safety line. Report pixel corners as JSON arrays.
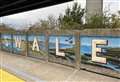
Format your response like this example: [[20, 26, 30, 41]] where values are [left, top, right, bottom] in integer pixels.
[[0, 69, 25, 82]]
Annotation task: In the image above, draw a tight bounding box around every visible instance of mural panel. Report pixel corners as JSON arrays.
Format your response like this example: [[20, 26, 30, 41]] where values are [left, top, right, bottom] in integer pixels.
[[12, 34, 26, 55], [1, 34, 13, 52], [48, 35, 76, 66], [80, 36, 120, 78], [28, 34, 47, 59]]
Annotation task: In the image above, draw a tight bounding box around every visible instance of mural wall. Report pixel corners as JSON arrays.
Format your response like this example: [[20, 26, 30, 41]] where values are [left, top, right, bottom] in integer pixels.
[[0, 31, 120, 78]]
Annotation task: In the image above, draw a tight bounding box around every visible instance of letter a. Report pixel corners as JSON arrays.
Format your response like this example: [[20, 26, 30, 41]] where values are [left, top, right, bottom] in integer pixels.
[[15, 36, 21, 48], [32, 37, 40, 51]]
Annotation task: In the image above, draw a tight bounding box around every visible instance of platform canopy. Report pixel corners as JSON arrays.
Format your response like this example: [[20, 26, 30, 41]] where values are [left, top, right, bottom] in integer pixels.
[[0, 0, 72, 17]]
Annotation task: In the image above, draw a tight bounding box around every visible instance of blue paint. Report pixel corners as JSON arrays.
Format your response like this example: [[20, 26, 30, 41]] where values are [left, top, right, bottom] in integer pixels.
[[1, 34, 120, 72], [81, 36, 120, 54], [1, 34, 120, 54]]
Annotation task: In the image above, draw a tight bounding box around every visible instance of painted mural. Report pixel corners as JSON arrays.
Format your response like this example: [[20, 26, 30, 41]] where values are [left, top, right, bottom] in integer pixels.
[[0, 34, 120, 78]]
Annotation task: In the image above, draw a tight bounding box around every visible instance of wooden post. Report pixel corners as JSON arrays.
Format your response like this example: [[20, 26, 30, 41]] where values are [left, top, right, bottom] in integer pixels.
[[74, 31, 81, 69], [11, 33, 14, 53], [25, 32, 29, 56], [0, 33, 3, 50], [45, 31, 50, 62], [0, 33, 1, 50]]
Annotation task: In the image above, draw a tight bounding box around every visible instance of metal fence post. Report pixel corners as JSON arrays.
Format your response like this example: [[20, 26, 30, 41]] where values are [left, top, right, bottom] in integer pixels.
[[74, 31, 81, 69]]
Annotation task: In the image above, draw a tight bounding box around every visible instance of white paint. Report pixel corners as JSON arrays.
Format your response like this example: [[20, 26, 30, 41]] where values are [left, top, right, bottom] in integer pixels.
[[92, 39, 107, 63], [15, 36, 21, 48], [4, 39, 9, 46], [32, 37, 40, 51], [3, 36, 9, 46], [56, 37, 65, 56]]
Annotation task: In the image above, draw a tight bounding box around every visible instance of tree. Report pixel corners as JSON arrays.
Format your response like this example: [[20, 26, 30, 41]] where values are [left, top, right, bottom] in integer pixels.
[[85, 11, 120, 29], [0, 23, 15, 32], [110, 12, 120, 28], [28, 15, 58, 31], [48, 15, 59, 30], [59, 2, 85, 30]]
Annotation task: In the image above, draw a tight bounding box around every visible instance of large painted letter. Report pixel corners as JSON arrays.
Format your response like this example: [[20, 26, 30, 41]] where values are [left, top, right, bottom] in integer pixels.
[[4, 39, 9, 46], [56, 37, 65, 56], [32, 37, 40, 51], [15, 36, 21, 48], [4, 36, 9, 46], [92, 39, 107, 63]]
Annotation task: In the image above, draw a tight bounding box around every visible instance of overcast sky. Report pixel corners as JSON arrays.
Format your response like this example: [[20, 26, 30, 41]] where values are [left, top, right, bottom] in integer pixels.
[[1, 0, 120, 29]]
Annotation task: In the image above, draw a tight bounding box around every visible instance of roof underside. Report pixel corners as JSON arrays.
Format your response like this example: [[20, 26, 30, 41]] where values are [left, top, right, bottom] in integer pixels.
[[0, 0, 72, 17]]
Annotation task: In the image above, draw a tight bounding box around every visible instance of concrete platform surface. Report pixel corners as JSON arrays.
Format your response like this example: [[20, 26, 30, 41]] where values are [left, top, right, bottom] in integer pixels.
[[0, 51, 119, 82]]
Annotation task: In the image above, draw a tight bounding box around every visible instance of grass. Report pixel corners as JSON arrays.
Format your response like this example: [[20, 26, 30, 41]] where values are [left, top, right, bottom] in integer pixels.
[[0, 69, 25, 82]]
